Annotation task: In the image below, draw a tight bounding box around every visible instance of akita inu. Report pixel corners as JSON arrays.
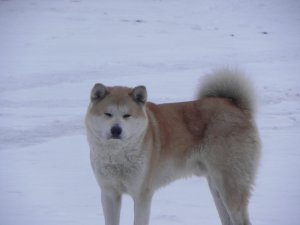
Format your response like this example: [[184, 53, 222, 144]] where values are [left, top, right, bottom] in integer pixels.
[[85, 69, 261, 225]]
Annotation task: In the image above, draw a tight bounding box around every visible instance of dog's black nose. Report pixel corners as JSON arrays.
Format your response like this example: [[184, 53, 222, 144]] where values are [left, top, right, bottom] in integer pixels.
[[111, 125, 122, 139]]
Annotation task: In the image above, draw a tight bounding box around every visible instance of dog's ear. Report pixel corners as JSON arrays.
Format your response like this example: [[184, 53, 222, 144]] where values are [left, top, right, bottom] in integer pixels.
[[131, 85, 147, 105], [90, 83, 108, 101]]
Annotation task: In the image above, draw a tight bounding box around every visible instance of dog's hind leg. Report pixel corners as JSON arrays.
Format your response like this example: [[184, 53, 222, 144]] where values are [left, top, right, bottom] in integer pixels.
[[208, 171, 252, 225], [207, 177, 232, 225]]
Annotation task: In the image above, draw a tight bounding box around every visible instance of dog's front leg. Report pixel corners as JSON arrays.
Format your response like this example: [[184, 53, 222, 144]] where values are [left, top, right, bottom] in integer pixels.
[[101, 190, 122, 225], [133, 192, 153, 225]]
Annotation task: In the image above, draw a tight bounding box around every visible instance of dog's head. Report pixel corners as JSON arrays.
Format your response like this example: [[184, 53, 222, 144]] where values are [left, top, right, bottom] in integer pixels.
[[85, 83, 148, 143]]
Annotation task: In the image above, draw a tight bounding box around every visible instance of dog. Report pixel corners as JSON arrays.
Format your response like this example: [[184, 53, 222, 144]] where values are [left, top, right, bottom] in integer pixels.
[[85, 69, 261, 225]]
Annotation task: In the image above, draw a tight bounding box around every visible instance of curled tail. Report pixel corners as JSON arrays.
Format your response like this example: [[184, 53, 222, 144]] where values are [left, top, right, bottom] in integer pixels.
[[198, 68, 256, 113]]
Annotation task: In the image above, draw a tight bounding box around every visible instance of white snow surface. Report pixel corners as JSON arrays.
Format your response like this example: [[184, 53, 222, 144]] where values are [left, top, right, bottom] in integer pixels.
[[1, 0, 300, 224]]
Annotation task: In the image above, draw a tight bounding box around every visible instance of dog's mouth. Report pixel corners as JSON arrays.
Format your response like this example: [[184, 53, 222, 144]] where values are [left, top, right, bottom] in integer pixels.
[[107, 134, 123, 141], [110, 136, 122, 140]]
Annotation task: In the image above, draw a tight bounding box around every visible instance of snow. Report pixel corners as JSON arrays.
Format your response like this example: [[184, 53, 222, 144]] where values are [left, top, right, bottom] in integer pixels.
[[0, 0, 300, 224]]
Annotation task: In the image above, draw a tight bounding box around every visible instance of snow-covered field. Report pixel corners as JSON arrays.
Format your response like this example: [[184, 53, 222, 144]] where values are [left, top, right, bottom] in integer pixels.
[[1, 0, 300, 224]]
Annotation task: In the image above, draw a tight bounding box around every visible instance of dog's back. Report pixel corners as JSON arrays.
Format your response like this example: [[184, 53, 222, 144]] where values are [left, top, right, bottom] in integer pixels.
[[145, 69, 260, 224]]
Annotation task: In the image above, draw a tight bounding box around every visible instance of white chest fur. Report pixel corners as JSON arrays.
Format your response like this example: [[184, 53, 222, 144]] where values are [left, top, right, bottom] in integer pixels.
[[90, 142, 148, 195]]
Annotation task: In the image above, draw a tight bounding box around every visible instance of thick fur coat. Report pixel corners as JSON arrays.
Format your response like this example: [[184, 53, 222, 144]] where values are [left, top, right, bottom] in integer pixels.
[[85, 69, 261, 225]]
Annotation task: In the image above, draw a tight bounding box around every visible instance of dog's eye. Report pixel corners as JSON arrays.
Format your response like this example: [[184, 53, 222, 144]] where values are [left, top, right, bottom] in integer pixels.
[[104, 113, 113, 117], [123, 114, 131, 119]]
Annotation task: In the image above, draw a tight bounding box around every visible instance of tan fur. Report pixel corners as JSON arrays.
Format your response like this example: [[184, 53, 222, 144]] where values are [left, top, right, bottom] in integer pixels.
[[85, 70, 261, 225]]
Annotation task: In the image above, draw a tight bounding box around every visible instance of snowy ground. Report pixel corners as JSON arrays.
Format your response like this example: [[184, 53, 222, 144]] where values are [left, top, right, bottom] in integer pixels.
[[1, 0, 300, 224]]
